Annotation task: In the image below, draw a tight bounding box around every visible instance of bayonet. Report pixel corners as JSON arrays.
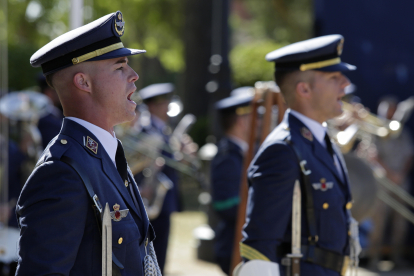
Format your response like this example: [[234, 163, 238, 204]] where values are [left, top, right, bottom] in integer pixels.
[[287, 180, 302, 276], [102, 203, 112, 276]]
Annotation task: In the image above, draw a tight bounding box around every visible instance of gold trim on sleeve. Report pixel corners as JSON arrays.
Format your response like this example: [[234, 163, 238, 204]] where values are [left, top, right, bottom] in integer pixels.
[[240, 242, 271, 261]]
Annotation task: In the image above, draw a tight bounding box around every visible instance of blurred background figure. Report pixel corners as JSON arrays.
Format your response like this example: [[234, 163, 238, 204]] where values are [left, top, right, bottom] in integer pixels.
[[369, 96, 414, 268], [0, 90, 50, 275], [36, 74, 63, 149], [134, 83, 182, 274], [210, 87, 253, 275]]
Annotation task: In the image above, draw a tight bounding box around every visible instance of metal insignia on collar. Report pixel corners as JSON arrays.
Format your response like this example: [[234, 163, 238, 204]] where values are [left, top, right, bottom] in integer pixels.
[[114, 11, 125, 36], [86, 136, 98, 154], [312, 178, 334, 191], [301, 127, 313, 142], [110, 203, 129, 222]]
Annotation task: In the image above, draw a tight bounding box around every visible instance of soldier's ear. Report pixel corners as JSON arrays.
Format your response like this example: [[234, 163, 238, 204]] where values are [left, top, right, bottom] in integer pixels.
[[73, 72, 92, 93], [296, 81, 312, 99]]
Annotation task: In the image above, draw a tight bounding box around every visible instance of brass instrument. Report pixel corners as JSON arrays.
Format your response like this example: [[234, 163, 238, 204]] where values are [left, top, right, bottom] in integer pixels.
[[329, 101, 402, 154], [328, 98, 414, 226], [117, 113, 204, 220]]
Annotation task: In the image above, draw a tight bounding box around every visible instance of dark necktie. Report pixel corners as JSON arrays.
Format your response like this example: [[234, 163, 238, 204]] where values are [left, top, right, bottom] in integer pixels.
[[116, 140, 141, 213], [115, 140, 128, 182], [324, 133, 335, 160]]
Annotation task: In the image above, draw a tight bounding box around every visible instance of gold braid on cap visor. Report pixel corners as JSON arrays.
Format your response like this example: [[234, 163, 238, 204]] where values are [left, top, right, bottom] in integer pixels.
[[236, 106, 252, 116], [71, 42, 124, 64], [299, 57, 341, 71]]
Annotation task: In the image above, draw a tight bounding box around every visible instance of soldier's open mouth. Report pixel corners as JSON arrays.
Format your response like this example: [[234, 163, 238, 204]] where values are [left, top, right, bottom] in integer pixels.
[[127, 91, 134, 102]]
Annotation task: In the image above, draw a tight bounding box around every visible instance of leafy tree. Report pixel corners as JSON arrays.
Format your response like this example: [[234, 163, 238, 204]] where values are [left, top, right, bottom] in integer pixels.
[[230, 40, 287, 87]]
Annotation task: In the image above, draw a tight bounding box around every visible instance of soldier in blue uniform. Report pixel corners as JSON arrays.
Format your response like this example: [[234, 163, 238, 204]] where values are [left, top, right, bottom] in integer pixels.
[[15, 11, 160, 276], [211, 87, 254, 275], [135, 83, 180, 274], [240, 35, 359, 276]]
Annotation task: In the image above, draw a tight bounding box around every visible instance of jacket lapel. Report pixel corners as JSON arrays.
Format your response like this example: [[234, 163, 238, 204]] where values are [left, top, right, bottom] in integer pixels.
[[287, 113, 345, 185], [127, 168, 149, 233], [312, 139, 345, 185], [60, 119, 141, 218], [101, 155, 141, 218]]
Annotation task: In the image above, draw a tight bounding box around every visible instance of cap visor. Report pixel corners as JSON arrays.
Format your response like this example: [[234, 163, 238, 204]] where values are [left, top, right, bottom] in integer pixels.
[[89, 48, 146, 62], [317, 62, 356, 72]]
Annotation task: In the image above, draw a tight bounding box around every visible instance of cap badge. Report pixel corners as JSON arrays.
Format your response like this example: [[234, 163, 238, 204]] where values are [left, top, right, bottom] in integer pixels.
[[110, 203, 129, 222], [301, 127, 313, 142], [114, 11, 125, 36], [337, 38, 344, 55], [312, 178, 334, 191], [86, 136, 98, 154]]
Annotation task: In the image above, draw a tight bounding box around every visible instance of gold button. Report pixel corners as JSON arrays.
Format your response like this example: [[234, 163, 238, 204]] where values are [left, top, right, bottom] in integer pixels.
[[323, 203, 329, 209], [60, 139, 67, 145], [346, 202, 353, 209], [125, 180, 128, 187], [348, 231, 351, 236], [118, 237, 123, 244]]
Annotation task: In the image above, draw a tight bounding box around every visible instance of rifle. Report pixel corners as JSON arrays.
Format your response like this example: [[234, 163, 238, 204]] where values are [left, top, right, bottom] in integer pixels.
[[230, 81, 287, 272]]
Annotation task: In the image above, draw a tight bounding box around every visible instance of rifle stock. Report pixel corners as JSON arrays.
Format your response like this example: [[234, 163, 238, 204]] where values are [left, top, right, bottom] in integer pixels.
[[230, 82, 286, 273]]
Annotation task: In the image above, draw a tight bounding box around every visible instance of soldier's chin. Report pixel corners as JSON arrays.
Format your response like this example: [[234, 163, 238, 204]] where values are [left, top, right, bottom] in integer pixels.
[[118, 111, 136, 125]]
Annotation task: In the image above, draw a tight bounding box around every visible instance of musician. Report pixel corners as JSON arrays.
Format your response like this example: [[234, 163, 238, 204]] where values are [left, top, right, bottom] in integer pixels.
[[369, 96, 414, 267], [37, 74, 64, 149], [135, 83, 180, 274], [211, 87, 253, 274], [241, 35, 358, 275], [15, 11, 159, 275]]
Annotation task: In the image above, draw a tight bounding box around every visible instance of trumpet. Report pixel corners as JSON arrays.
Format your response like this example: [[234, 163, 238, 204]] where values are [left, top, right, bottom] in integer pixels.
[[330, 101, 402, 153]]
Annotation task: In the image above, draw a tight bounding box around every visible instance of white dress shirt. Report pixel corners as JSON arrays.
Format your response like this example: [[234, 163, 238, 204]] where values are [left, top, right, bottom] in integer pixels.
[[66, 117, 118, 167], [289, 109, 344, 181]]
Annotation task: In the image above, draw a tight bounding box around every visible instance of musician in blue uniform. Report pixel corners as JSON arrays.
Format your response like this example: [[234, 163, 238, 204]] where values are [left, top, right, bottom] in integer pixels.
[[135, 83, 180, 274], [240, 35, 359, 276], [37, 74, 64, 150], [211, 87, 254, 275], [15, 11, 160, 276]]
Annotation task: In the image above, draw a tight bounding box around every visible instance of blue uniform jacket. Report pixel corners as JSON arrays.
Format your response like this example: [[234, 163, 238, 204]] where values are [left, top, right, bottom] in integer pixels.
[[16, 118, 154, 276], [211, 137, 243, 258], [242, 112, 352, 276]]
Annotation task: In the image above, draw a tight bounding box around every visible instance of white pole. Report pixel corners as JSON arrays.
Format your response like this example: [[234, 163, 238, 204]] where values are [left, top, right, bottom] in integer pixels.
[[70, 0, 84, 30]]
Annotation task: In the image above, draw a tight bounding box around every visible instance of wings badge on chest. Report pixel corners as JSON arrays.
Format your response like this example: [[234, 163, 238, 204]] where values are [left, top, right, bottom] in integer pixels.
[[312, 178, 333, 191], [110, 203, 129, 222]]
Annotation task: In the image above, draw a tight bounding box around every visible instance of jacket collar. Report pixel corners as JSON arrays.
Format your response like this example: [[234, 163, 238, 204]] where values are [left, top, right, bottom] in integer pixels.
[[285, 112, 348, 186], [59, 118, 142, 219]]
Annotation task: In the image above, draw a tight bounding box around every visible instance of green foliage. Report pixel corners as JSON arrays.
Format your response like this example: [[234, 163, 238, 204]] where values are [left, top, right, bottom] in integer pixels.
[[92, 0, 186, 73], [231, 0, 313, 44], [229, 0, 312, 87], [8, 42, 42, 91], [188, 116, 209, 148], [230, 40, 287, 87], [5, 0, 186, 91]]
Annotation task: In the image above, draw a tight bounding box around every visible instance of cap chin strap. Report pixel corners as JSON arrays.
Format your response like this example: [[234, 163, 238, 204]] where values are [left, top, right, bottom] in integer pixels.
[[299, 57, 341, 71], [72, 42, 124, 64]]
